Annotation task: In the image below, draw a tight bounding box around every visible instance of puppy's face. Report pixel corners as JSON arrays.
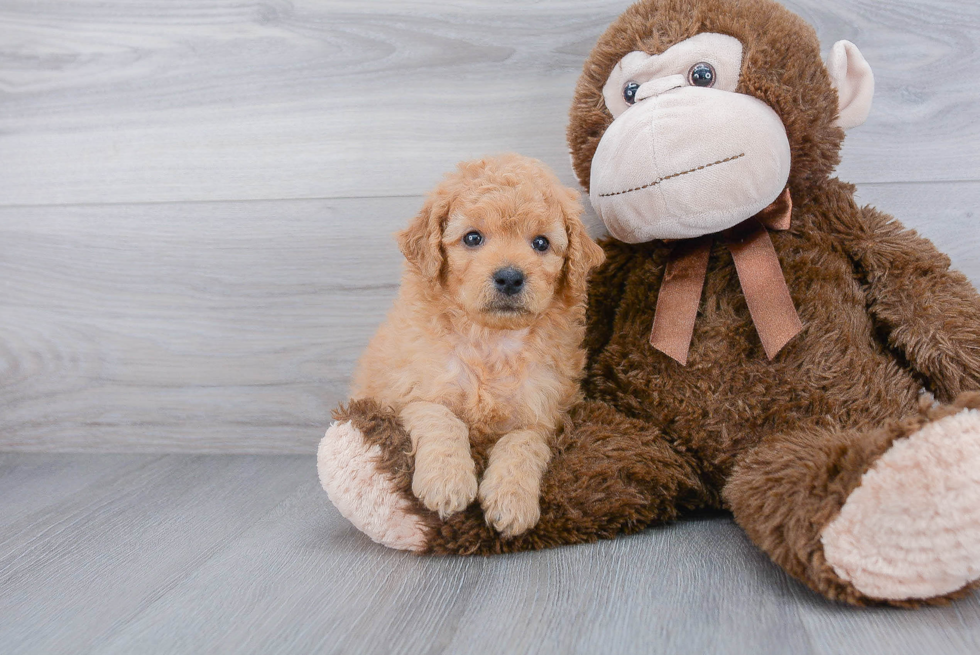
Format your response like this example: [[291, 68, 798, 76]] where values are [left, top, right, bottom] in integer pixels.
[[398, 155, 606, 331], [442, 189, 568, 330], [398, 155, 604, 330]]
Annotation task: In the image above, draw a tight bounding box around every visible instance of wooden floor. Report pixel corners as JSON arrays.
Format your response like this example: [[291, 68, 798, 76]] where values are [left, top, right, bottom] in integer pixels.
[[2, 0, 980, 652], [1, 453, 978, 655]]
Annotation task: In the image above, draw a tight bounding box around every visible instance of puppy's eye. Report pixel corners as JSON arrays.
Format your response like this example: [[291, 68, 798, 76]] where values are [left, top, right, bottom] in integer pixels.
[[531, 236, 550, 252], [462, 231, 484, 248]]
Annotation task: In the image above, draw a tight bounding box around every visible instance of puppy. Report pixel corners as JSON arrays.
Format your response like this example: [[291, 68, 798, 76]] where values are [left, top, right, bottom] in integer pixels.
[[350, 154, 605, 537]]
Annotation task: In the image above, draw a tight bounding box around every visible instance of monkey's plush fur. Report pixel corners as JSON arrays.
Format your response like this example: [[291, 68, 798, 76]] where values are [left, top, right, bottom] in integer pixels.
[[319, 0, 980, 606]]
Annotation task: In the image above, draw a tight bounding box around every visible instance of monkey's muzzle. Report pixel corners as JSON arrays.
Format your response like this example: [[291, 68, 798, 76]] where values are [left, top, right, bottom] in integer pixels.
[[589, 86, 792, 243]]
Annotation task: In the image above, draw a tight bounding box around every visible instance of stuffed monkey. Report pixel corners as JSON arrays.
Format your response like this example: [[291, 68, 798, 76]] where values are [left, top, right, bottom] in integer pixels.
[[319, 0, 980, 606]]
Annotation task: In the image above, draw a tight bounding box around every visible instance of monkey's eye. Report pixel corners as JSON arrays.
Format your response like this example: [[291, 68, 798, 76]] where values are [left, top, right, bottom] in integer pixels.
[[463, 231, 484, 248], [622, 81, 640, 105], [688, 62, 716, 88], [531, 235, 550, 252]]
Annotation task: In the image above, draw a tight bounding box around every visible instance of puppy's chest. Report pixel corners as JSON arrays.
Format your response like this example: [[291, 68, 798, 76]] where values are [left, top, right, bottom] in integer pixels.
[[444, 330, 555, 432]]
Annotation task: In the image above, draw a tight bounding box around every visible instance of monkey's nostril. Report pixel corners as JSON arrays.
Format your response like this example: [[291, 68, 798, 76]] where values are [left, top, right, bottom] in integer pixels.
[[493, 267, 525, 296]]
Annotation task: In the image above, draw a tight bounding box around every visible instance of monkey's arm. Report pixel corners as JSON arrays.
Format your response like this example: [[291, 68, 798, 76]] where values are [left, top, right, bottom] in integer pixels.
[[844, 204, 980, 401], [584, 238, 637, 366]]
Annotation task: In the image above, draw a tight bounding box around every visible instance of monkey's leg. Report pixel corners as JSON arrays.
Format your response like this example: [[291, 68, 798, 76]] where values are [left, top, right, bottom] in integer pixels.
[[431, 400, 709, 554], [725, 392, 980, 607], [318, 399, 434, 551], [318, 399, 709, 555]]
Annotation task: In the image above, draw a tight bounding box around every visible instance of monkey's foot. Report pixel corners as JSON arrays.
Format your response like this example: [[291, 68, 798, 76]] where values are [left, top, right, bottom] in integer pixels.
[[821, 407, 980, 600], [318, 421, 429, 551]]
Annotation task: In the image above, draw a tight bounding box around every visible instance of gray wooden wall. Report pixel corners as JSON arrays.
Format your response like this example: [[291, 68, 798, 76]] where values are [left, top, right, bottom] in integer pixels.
[[2, 0, 979, 453]]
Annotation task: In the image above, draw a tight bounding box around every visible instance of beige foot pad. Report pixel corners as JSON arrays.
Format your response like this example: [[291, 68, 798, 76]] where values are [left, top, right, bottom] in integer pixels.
[[317, 421, 427, 551], [822, 409, 980, 600]]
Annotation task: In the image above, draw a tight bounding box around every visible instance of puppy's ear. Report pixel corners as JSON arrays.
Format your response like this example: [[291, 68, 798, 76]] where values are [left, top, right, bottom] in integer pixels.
[[397, 188, 451, 279], [558, 187, 605, 301]]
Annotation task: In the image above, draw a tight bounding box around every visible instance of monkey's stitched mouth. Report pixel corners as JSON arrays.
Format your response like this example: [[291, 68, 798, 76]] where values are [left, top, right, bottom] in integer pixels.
[[597, 153, 746, 198]]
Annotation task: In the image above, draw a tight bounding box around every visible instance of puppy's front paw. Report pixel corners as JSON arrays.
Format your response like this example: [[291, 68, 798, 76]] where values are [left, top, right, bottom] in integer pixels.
[[412, 453, 478, 519], [478, 470, 541, 538]]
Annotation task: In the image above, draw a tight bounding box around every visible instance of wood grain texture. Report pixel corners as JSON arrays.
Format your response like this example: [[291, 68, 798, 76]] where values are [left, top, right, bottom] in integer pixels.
[[1, 0, 978, 206], [0, 454, 308, 654], [3, 2, 980, 651], [0, 196, 407, 452], [2, 183, 977, 453], [1, 183, 978, 453], [0, 453, 977, 655], [0, 453, 149, 536]]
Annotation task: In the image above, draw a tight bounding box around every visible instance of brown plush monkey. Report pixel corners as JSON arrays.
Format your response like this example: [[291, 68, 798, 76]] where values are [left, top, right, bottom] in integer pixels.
[[318, 0, 980, 606]]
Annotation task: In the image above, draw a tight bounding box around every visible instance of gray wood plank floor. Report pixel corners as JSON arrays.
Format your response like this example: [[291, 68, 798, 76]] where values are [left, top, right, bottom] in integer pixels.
[[0, 453, 977, 655]]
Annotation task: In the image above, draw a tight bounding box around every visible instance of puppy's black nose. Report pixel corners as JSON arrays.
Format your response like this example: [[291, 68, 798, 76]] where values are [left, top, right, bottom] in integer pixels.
[[493, 267, 525, 296]]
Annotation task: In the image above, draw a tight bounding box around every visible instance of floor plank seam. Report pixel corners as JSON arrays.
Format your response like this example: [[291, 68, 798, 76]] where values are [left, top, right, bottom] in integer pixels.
[[88, 477, 316, 650]]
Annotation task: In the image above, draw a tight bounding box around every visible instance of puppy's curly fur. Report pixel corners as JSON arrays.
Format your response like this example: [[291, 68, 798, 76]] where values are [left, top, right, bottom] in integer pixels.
[[351, 154, 604, 537]]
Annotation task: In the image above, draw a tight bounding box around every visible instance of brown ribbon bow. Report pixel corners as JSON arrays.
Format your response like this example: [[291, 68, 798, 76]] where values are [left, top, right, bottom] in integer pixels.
[[649, 188, 803, 365]]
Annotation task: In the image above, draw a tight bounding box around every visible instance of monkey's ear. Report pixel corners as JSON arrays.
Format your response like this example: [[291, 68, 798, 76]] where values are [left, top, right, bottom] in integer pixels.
[[397, 192, 449, 279], [826, 40, 875, 130]]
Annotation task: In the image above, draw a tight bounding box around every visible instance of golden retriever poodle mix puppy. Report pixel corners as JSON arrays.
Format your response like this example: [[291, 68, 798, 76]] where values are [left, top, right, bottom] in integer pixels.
[[350, 154, 605, 537]]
